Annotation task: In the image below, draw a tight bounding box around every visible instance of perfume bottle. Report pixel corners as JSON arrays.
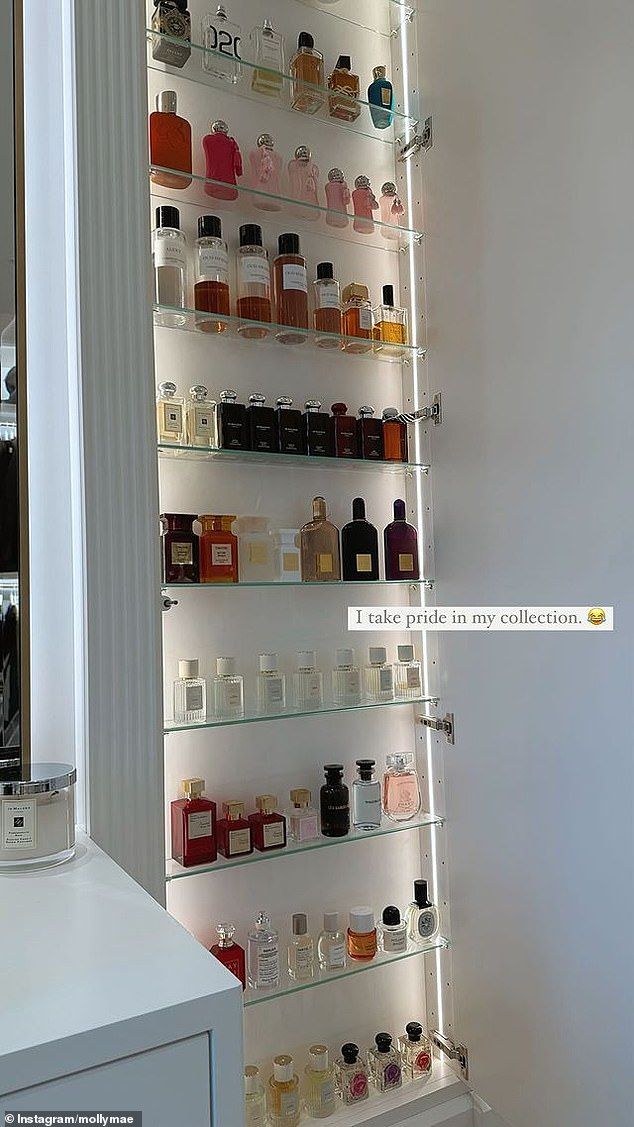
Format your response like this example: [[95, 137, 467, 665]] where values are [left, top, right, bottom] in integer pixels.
[[214, 389, 249, 449], [149, 92, 192, 189], [171, 777, 216, 867], [352, 759, 382, 830], [331, 648, 361, 706], [201, 4, 242, 84], [153, 206, 187, 326], [293, 650, 323, 709], [249, 794, 287, 852], [317, 911, 346, 971], [352, 175, 379, 234], [363, 646, 394, 702], [303, 401, 333, 457], [368, 66, 394, 129], [257, 653, 287, 713], [406, 879, 440, 943], [379, 182, 405, 235], [335, 1043, 369, 1105], [325, 168, 351, 228], [374, 284, 408, 356], [157, 382, 185, 444], [276, 397, 305, 453], [244, 1064, 267, 1123], [246, 394, 277, 451], [248, 911, 280, 989], [368, 1033, 402, 1092], [384, 499, 420, 580], [211, 923, 246, 989], [173, 659, 206, 723], [268, 1055, 300, 1127], [288, 788, 320, 842], [198, 514, 238, 583], [234, 515, 274, 581], [217, 800, 253, 858], [288, 912, 315, 981], [161, 513, 199, 583], [382, 408, 409, 462], [394, 644, 422, 697], [248, 133, 283, 207], [379, 905, 408, 953], [272, 530, 301, 581], [328, 55, 360, 121], [290, 32, 325, 114], [329, 402, 358, 457], [341, 497, 379, 581], [320, 764, 349, 837], [202, 119, 243, 200], [398, 1023, 433, 1081], [313, 262, 343, 349], [356, 405, 383, 460], [212, 656, 244, 718], [304, 1045, 336, 1118], [186, 385, 214, 447], [382, 752, 422, 822], [300, 496, 341, 582], [236, 224, 272, 337], [151, 1, 191, 68], [286, 145, 321, 217], [341, 284, 373, 354], [194, 215, 230, 333], [347, 908, 377, 961], [250, 19, 284, 97], [273, 233, 309, 344]]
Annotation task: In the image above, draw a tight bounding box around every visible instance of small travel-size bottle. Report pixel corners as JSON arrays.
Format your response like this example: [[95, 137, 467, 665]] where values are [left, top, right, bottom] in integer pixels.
[[300, 496, 341, 582], [368, 66, 394, 129], [335, 1043, 369, 1106], [257, 653, 287, 713], [149, 92, 192, 189], [394, 644, 422, 697], [247, 133, 283, 206], [202, 119, 243, 200], [368, 1033, 402, 1092], [194, 214, 230, 333], [347, 907, 377, 961], [325, 167, 351, 227], [201, 3, 242, 84], [244, 1064, 267, 1123], [272, 530, 301, 581], [247, 393, 277, 452], [273, 233, 309, 344], [304, 1045, 336, 1118], [173, 659, 206, 723], [329, 402, 358, 457], [276, 396, 305, 454], [290, 32, 325, 114], [352, 759, 382, 831], [236, 224, 272, 337], [398, 1022, 433, 1081], [293, 650, 324, 709], [288, 912, 315, 981], [363, 646, 394, 702], [406, 879, 440, 943], [186, 385, 215, 447], [198, 514, 238, 583], [352, 175, 379, 234], [328, 55, 360, 121], [212, 656, 244, 718], [342, 285, 373, 353], [288, 788, 320, 842], [151, 0, 191, 68], [210, 923, 246, 989], [317, 911, 346, 971], [161, 513, 199, 583], [357, 406, 383, 460], [331, 648, 361, 706], [384, 499, 420, 580], [234, 515, 274, 581], [382, 408, 409, 462], [341, 497, 380, 581], [250, 18, 284, 97], [374, 284, 409, 356], [248, 911, 280, 990], [303, 401, 333, 457], [153, 206, 187, 326], [214, 389, 249, 449], [249, 794, 287, 852], [320, 764, 350, 837], [379, 905, 408, 953], [268, 1055, 300, 1127], [157, 382, 185, 445], [313, 262, 343, 349], [379, 182, 405, 236], [170, 777, 216, 867], [382, 752, 422, 822], [217, 800, 253, 858]]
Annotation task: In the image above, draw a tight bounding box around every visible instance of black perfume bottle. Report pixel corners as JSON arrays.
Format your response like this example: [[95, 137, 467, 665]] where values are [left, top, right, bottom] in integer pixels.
[[329, 402, 358, 459], [247, 393, 277, 452], [276, 396, 305, 454], [357, 405, 383, 460], [341, 497, 380, 581], [320, 764, 350, 837], [215, 389, 248, 450], [303, 400, 333, 456]]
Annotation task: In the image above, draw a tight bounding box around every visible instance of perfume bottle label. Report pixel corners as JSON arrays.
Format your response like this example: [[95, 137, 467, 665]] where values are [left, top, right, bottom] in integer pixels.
[[249, 543, 268, 565], [326, 941, 346, 967], [294, 943, 314, 973], [354, 789, 381, 823], [254, 944, 279, 986], [239, 255, 271, 287], [282, 552, 299, 571], [407, 667, 421, 688], [295, 813, 319, 840], [318, 552, 333, 574], [228, 828, 251, 854], [359, 307, 373, 330], [316, 1079, 335, 1108], [194, 407, 213, 436], [204, 22, 241, 60], [1, 798, 37, 850], [279, 1090, 299, 1115], [300, 674, 322, 702], [219, 682, 242, 709], [382, 927, 407, 952], [282, 263, 308, 292], [417, 910, 437, 939], [317, 288, 341, 310], [339, 671, 360, 696], [356, 553, 373, 572], [348, 1070, 368, 1101], [379, 667, 394, 692], [263, 822, 285, 848], [185, 684, 204, 711], [171, 541, 193, 565], [383, 1062, 401, 1088], [415, 1049, 432, 1072], [258, 34, 281, 64], [188, 810, 213, 839], [381, 87, 392, 105], [387, 775, 418, 815], [199, 244, 229, 282], [162, 404, 183, 433], [398, 553, 414, 571], [211, 543, 233, 566], [154, 238, 186, 270], [262, 677, 284, 704], [222, 951, 244, 981]]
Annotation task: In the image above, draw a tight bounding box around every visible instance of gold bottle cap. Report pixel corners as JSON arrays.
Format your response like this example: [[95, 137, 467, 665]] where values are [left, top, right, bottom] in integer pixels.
[[199, 514, 237, 533], [255, 794, 277, 814], [312, 495, 327, 520], [342, 282, 370, 303], [223, 799, 245, 820], [183, 778, 205, 799], [290, 787, 311, 808], [373, 65, 387, 80]]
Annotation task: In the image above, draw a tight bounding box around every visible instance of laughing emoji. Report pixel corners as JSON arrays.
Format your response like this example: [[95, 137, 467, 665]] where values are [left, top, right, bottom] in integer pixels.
[[588, 608, 606, 626]]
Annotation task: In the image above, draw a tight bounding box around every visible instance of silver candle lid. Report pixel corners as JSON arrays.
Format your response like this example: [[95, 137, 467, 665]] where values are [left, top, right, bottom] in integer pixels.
[[0, 763, 77, 796]]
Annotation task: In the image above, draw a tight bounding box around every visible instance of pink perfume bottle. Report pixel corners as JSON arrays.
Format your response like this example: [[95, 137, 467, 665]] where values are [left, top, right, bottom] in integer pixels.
[[325, 168, 351, 228], [247, 133, 283, 211], [379, 182, 406, 238], [202, 119, 243, 201], [352, 175, 379, 234], [286, 145, 321, 219]]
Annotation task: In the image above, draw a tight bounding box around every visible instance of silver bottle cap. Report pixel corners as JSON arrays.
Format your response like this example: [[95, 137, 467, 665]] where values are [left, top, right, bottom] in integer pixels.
[[328, 167, 345, 182], [323, 910, 339, 932], [211, 119, 229, 134], [190, 384, 208, 402], [373, 65, 387, 80], [156, 90, 177, 114], [336, 648, 355, 666], [383, 407, 399, 420], [249, 393, 266, 406], [220, 388, 237, 402], [382, 181, 397, 195], [262, 17, 274, 32], [358, 405, 375, 418], [368, 645, 387, 664], [255, 910, 272, 930], [308, 1045, 329, 1072], [257, 132, 275, 149], [276, 396, 293, 409], [295, 144, 311, 162], [355, 174, 371, 189], [398, 644, 415, 662], [386, 752, 415, 769], [297, 649, 316, 670], [158, 381, 177, 398], [216, 4, 228, 20], [292, 912, 308, 936], [304, 399, 322, 411]]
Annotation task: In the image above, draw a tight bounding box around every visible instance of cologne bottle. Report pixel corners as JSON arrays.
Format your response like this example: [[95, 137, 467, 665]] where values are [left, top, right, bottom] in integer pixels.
[[293, 650, 323, 708], [379, 182, 405, 235], [382, 408, 409, 462], [303, 401, 333, 457], [173, 659, 206, 723], [347, 907, 377, 961], [171, 777, 216, 866], [236, 224, 272, 336], [246, 394, 277, 451], [379, 905, 408, 953], [288, 788, 320, 842], [368, 1033, 402, 1092], [382, 752, 422, 822], [300, 496, 341, 581], [341, 497, 379, 581], [335, 1043, 369, 1105], [352, 175, 379, 234], [244, 1064, 267, 1123], [214, 389, 249, 449], [272, 530, 301, 581], [276, 397, 305, 453], [290, 32, 325, 114], [374, 284, 408, 356], [398, 1023, 433, 1081], [198, 514, 238, 583], [328, 55, 360, 121], [151, 1, 191, 68], [153, 206, 187, 325], [268, 1055, 300, 1127], [303, 1045, 336, 1118], [149, 92, 192, 189], [212, 656, 244, 718], [406, 879, 440, 943], [186, 385, 214, 447], [357, 405, 383, 460], [211, 923, 246, 989], [202, 119, 243, 200], [384, 499, 420, 580], [157, 382, 185, 444], [331, 648, 361, 706], [248, 911, 280, 989], [352, 759, 382, 830], [286, 145, 321, 217], [325, 167, 351, 228], [363, 646, 394, 701], [329, 402, 358, 457], [194, 214, 230, 333], [250, 19, 284, 97], [288, 912, 315, 981], [341, 284, 373, 353], [201, 4, 242, 84], [368, 66, 394, 129], [317, 911, 346, 971], [313, 262, 343, 349], [257, 653, 287, 712], [161, 513, 199, 583], [217, 800, 253, 858], [234, 515, 274, 581], [394, 644, 422, 697], [273, 233, 309, 343], [248, 133, 283, 207], [320, 764, 349, 837], [249, 794, 287, 852]]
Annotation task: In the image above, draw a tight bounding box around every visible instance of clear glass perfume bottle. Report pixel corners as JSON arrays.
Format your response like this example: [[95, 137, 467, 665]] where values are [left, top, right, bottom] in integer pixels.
[[153, 206, 187, 326], [292, 650, 323, 709], [201, 4, 242, 84], [244, 1065, 267, 1124], [236, 223, 272, 336], [186, 385, 215, 447], [406, 879, 440, 943], [379, 905, 408, 953], [363, 646, 394, 702], [374, 284, 408, 357], [157, 382, 185, 444], [313, 262, 343, 349], [288, 788, 320, 842], [300, 496, 341, 582], [382, 753, 422, 822], [368, 1033, 402, 1092], [212, 656, 244, 718], [250, 18, 284, 97], [233, 516, 274, 581], [173, 659, 206, 723], [331, 648, 361, 706], [317, 911, 346, 971], [257, 653, 287, 713], [352, 759, 382, 830], [394, 644, 422, 697], [379, 182, 405, 235], [335, 1043, 369, 1105], [247, 911, 280, 989], [303, 1045, 336, 1118], [268, 1055, 300, 1127], [398, 1023, 433, 1081], [272, 530, 301, 581], [288, 912, 315, 981]]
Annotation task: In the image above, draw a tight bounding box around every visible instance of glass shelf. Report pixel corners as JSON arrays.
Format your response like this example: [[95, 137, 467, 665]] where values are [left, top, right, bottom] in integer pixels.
[[158, 443, 430, 474], [293, 0, 416, 39], [162, 578, 433, 590], [164, 694, 438, 734], [154, 303, 425, 365], [166, 812, 443, 882], [244, 936, 450, 1007]]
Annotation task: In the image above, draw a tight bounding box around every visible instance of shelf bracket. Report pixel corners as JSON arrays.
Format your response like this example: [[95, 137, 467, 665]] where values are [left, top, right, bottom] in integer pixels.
[[397, 393, 442, 427], [161, 594, 179, 612], [431, 1031, 469, 1079], [419, 711, 455, 745], [398, 117, 433, 161]]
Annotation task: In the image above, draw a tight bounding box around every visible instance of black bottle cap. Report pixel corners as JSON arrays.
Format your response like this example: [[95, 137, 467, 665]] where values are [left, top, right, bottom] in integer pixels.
[[352, 497, 366, 521], [298, 31, 314, 49], [198, 214, 222, 240], [331, 402, 348, 415], [382, 905, 401, 926], [375, 1033, 393, 1053], [414, 878, 432, 908], [405, 1021, 423, 1042], [393, 499, 406, 520], [239, 223, 263, 247], [356, 758, 375, 779], [155, 205, 180, 230], [324, 763, 344, 778], [336, 54, 352, 70], [316, 261, 334, 280], [382, 283, 395, 306], [278, 232, 301, 256], [341, 1043, 359, 1064]]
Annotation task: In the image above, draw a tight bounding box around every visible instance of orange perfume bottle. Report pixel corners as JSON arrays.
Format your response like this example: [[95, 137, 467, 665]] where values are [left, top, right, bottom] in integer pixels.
[[198, 514, 238, 583], [150, 91, 192, 189], [328, 55, 360, 121]]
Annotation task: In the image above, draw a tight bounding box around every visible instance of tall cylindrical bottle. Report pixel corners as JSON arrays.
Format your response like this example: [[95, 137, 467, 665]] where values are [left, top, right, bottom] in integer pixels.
[[153, 205, 187, 326], [273, 233, 309, 344], [236, 223, 272, 339], [194, 214, 230, 333]]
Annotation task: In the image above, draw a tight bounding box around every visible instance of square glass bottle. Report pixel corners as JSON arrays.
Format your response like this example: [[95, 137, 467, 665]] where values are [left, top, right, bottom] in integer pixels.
[[248, 912, 280, 990], [250, 18, 284, 97], [272, 530, 301, 582], [212, 656, 244, 718], [382, 408, 409, 462], [329, 402, 358, 458], [198, 514, 238, 583], [335, 1043, 369, 1105], [161, 513, 199, 583], [201, 4, 242, 84], [170, 777, 216, 866], [214, 389, 249, 450], [293, 650, 323, 709], [394, 644, 422, 697], [173, 659, 206, 723], [374, 284, 408, 356], [342, 283, 373, 353], [363, 646, 394, 702], [249, 794, 287, 851], [247, 393, 277, 452], [157, 382, 185, 445], [257, 652, 287, 712], [288, 912, 315, 981], [276, 396, 305, 454], [186, 385, 215, 447], [328, 55, 360, 121], [234, 516, 274, 582], [368, 1033, 402, 1092], [287, 788, 319, 842], [331, 648, 361, 706], [290, 32, 324, 114], [217, 800, 253, 857], [303, 400, 333, 456], [398, 1023, 433, 1081], [151, 1, 192, 68], [357, 405, 383, 460], [210, 923, 246, 989]]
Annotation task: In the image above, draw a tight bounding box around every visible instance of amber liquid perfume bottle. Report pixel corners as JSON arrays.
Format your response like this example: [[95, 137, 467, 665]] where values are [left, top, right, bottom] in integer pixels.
[[247, 393, 277, 452], [249, 795, 287, 852], [320, 764, 350, 837], [198, 514, 238, 583], [328, 54, 360, 121], [210, 923, 246, 989], [236, 224, 272, 338], [384, 498, 420, 579], [150, 91, 192, 189], [300, 496, 341, 581], [215, 389, 249, 449], [357, 405, 383, 460], [194, 214, 230, 333], [303, 401, 333, 456], [382, 408, 409, 462], [313, 262, 343, 349], [217, 800, 253, 857], [157, 382, 185, 445], [273, 233, 309, 344], [151, 0, 192, 68], [341, 497, 379, 581], [342, 283, 373, 353], [290, 32, 325, 114], [171, 777, 216, 867], [329, 403, 358, 458], [161, 513, 199, 583], [276, 397, 305, 454], [374, 284, 408, 356], [268, 1055, 300, 1127], [347, 908, 377, 960]]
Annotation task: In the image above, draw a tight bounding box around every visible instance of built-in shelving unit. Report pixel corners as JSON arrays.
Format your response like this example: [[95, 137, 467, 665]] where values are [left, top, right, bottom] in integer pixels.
[[158, 442, 430, 473], [164, 693, 438, 733]]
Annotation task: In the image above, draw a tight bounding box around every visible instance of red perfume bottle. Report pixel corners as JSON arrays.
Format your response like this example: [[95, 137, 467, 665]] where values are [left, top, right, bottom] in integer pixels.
[[329, 402, 358, 458], [217, 800, 253, 858], [171, 778, 217, 867], [248, 794, 287, 852], [161, 513, 199, 584], [149, 91, 192, 189], [210, 922, 246, 989], [202, 119, 243, 201], [384, 499, 420, 580]]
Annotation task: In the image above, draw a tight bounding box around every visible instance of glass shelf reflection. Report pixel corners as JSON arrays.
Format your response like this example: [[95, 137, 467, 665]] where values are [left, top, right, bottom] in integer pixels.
[[293, 0, 416, 39], [164, 694, 438, 733], [158, 443, 430, 474], [162, 578, 433, 591]]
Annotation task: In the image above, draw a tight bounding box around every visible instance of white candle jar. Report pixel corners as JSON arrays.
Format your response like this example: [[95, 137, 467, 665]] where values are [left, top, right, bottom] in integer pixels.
[[0, 763, 76, 870]]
